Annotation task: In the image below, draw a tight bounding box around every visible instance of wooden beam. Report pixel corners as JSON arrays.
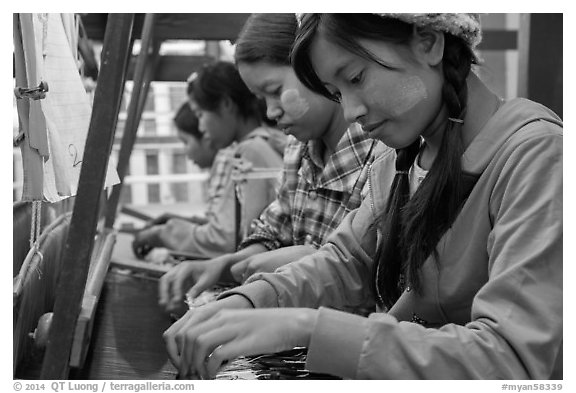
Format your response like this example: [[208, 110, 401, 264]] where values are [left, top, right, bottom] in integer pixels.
[[40, 14, 135, 380], [105, 14, 160, 228], [69, 229, 117, 368], [125, 54, 214, 81], [81, 13, 250, 41], [517, 13, 562, 118]]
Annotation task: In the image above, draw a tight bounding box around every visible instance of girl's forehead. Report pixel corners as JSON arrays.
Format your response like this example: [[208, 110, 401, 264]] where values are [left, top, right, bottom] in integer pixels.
[[310, 34, 411, 79], [309, 35, 358, 79]]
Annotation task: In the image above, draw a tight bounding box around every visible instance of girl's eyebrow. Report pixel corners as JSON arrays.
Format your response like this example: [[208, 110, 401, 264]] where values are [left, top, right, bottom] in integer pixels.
[[329, 58, 358, 81], [250, 79, 278, 95], [333, 63, 350, 79]]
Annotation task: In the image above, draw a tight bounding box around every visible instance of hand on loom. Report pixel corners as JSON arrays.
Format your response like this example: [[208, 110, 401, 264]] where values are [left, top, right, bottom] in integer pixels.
[[133, 218, 207, 259], [158, 257, 231, 313], [230, 245, 317, 283], [163, 298, 318, 380], [132, 226, 163, 258]]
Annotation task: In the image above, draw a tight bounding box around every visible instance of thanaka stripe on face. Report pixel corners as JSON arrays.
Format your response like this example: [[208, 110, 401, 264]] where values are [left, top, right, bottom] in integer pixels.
[[280, 89, 310, 119], [367, 76, 428, 117]]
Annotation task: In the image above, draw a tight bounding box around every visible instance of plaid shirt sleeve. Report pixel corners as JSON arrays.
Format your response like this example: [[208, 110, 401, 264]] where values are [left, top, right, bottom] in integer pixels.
[[239, 138, 301, 251]]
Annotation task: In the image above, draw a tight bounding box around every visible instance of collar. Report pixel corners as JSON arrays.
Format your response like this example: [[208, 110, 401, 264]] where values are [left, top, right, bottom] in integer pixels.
[[300, 123, 376, 192]]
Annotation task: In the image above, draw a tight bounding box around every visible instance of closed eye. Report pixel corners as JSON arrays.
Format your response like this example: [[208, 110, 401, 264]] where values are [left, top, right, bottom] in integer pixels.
[[264, 86, 282, 99], [329, 91, 342, 103], [349, 71, 364, 85]]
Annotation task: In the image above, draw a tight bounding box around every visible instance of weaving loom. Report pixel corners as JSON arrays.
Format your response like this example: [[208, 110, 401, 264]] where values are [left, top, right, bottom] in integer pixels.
[[14, 221, 339, 380], [14, 229, 178, 379], [13, 13, 337, 380], [14, 213, 71, 378]]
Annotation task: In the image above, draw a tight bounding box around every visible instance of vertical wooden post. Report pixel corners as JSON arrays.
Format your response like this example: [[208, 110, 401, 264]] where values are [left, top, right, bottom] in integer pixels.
[[40, 14, 135, 380], [105, 13, 160, 229], [517, 13, 563, 118]]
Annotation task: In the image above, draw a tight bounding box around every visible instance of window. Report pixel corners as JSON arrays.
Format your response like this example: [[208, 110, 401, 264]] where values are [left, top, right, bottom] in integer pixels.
[[169, 84, 188, 110], [172, 152, 187, 174], [142, 118, 157, 136], [145, 152, 159, 175], [148, 183, 160, 203]]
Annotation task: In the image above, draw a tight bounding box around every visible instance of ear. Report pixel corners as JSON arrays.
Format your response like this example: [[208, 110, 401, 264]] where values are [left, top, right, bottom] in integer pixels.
[[412, 27, 445, 67], [219, 95, 235, 113]]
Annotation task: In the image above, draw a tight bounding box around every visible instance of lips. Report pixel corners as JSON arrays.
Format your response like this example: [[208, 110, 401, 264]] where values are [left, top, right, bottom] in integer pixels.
[[362, 120, 387, 134], [277, 123, 293, 134]]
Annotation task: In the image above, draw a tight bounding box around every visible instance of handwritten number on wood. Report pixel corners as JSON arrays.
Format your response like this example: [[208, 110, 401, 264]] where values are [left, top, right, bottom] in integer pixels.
[[68, 144, 83, 167]]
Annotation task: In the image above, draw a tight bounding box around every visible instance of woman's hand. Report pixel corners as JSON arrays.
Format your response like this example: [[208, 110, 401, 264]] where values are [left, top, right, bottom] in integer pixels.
[[158, 257, 230, 313], [163, 298, 318, 379], [132, 226, 163, 259], [230, 245, 316, 283], [145, 212, 185, 227]]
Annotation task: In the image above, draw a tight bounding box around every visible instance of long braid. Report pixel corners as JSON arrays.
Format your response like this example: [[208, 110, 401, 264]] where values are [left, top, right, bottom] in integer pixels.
[[374, 35, 475, 308], [373, 140, 420, 307], [400, 34, 475, 294]]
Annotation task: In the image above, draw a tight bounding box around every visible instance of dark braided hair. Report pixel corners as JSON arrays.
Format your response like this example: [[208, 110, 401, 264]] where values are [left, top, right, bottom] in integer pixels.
[[292, 14, 478, 308]]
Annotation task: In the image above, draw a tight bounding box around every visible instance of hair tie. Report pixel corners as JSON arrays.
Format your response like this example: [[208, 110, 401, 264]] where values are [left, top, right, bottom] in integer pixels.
[[448, 117, 464, 124]]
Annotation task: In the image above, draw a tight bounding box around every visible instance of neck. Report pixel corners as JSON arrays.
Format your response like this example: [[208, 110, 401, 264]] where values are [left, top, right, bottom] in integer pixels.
[[235, 117, 261, 141], [320, 108, 348, 156]]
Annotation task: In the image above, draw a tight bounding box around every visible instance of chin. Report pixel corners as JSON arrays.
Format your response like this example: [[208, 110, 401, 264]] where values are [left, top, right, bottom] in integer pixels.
[[290, 130, 312, 143], [374, 131, 418, 150]]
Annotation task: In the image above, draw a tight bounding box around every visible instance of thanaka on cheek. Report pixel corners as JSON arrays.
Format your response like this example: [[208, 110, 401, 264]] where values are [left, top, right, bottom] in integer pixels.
[[369, 76, 428, 117], [280, 89, 310, 119]]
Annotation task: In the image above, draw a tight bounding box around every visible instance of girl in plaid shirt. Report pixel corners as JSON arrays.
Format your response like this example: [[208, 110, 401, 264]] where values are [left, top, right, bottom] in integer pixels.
[[158, 14, 386, 313]]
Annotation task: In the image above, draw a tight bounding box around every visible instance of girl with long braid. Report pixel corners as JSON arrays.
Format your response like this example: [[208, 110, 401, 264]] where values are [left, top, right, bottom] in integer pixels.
[[163, 14, 562, 379]]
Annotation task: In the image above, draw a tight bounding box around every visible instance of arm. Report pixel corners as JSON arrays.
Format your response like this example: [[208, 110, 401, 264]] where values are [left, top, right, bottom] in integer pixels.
[[132, 152, 238, 258], [307, 130, 563, 379], [165, 149, 237, 257], [144, 212, 206, 227], [234, 140, 283, 239], [222, 190, 379, 311], [230, 244, 317, 283], [238, 141, 296, 251]]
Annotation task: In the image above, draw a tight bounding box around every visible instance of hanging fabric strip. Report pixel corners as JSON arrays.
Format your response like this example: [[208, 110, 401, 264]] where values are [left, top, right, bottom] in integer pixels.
[[14, 14, 46, 201], [15, 13, 120, 202]]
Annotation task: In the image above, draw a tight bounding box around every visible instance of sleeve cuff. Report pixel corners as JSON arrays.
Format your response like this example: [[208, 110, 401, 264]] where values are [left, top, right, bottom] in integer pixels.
[[216, 280, 280, 308], [306, 307, 369, 379], [239, 236, 281, 251]]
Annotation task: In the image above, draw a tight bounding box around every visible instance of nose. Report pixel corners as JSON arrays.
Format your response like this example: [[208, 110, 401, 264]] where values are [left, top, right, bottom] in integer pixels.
[[340, 94, 367, 124], [265, 97, 283, 123], [203, 133, 216, 149]]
